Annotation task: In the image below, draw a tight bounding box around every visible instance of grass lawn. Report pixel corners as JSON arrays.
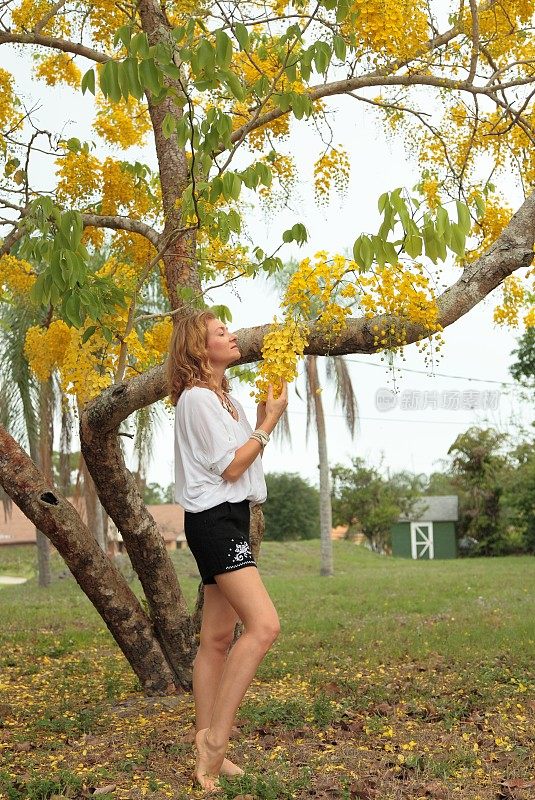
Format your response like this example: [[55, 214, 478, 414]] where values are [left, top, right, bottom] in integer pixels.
[[0, 541, 533, 800]]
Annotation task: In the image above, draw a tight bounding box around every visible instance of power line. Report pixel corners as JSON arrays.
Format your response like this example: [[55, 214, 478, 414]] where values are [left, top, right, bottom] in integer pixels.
[[241, 403, 512, 426], [342, 357, 519, 387]]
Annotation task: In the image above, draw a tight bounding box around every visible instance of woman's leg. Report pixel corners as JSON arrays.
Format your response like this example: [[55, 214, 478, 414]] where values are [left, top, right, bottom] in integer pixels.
[[193, 583, 238, 731], [192, 583, 244, 781], [195, 566, 280, 787]]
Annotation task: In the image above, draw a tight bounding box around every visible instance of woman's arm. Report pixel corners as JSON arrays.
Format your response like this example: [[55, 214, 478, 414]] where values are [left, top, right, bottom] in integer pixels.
[[221, 384, 287, 482]]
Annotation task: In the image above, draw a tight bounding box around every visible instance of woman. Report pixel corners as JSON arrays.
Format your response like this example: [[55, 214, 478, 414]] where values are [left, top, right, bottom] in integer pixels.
[[167, 309, 288, 791]]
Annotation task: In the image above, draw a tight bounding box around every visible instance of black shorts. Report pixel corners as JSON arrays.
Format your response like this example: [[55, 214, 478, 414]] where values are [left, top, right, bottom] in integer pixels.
[[184, 499, 258, 585]]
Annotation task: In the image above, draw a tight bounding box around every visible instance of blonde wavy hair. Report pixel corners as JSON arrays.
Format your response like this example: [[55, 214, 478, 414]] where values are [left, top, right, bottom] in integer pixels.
[[167, 310, 230, 405]]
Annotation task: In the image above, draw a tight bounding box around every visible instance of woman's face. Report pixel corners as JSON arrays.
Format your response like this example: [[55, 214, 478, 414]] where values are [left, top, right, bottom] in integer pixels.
[[205, 317, 240, 368]]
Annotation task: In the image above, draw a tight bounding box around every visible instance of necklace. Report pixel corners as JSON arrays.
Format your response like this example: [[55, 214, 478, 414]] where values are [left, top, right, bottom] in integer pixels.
[[218, 391, 239, 421]]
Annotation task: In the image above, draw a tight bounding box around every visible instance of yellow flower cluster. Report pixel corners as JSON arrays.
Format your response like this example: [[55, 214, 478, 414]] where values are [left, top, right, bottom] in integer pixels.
[[0, 255, 36, 299], [93, 95, 151, 149], [358, 263, 443, 352], [143, 319, 173, 357], [493, 275, 526, 327], [477, 0, 535, 55], [358, 262, 442, 330], [11, 0, 57, 33], [108, 232, 159, 273], [24, 308, 173, 404], [345, 0, 429, 59], [35, 54, 81, 88], [0, 68, 19, 132], [55, 148, 102, 206], [24, 320, 72, 382], [284, 252, 354, 337], [254, 252, 355, 399], [254, 317, 309, 402], [313, 148, 350, 205], [465, 199, 513, 264], [88, 0, 131, 51], [101, 158, 152, 217], [421, 177, 441, 210], [231, 44, 301, 149]]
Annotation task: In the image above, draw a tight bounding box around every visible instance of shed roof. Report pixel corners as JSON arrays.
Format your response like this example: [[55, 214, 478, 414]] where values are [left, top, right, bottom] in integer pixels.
[[398, 495, 459, 522]]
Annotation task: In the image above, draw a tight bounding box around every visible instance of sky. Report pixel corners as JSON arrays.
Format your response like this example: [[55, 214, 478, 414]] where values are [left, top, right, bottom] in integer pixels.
[[1, 29, 534, 492]]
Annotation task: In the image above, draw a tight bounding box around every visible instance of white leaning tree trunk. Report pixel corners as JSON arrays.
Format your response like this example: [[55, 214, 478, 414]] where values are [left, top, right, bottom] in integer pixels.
[[307, 357, 334, 577]]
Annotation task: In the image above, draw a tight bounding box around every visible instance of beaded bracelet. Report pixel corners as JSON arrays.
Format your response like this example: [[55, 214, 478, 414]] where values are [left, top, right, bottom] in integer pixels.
[[250, 429, 270, 451]]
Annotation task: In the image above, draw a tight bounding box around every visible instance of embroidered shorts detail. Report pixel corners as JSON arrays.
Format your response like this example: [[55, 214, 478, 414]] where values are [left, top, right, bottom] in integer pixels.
[[184, 499, 257, 585]]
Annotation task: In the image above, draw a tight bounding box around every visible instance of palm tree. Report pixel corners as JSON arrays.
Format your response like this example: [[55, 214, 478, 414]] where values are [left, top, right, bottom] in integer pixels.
[[266, 262, 359, 576], [0, 303, 52, 585]]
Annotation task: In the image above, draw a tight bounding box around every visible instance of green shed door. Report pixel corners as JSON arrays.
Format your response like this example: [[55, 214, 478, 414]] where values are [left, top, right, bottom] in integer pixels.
[[410, 521, 434, 559]]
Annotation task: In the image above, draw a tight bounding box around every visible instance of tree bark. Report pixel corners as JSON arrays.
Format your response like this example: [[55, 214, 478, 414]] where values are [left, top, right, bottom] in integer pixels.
[[80, 385, 197, 690], [0, 423, 178, 695], [137, 0, 200, 311], [81, 456, 108, 552], [36, 379, 53, 588], [307, 357, 334, 577]]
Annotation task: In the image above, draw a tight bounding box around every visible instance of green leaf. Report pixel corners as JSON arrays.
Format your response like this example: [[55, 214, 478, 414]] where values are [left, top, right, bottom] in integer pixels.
[[403, 233, 422, 258], [209, 303, 233, 323], [162, 112, 176, 139], [436, 205, 450, 238], [456, 200, 471, 234], [333, 35, 347, 61], [65, 137, 81, 153], [102, 60, 122, 103], [130, 32, 150, 59], [64, 292, 83, 328], [81, 325, 97, 344], [449, 222, 466, 257], [81, 68, 96, 96], [102, 326, 113, 343], [373, 236, 387, 267], [230, 173, 242, 200], [123, 56, 144, 99], [139, 58, 161, 95], [196, 39, 215, 73], [354, 235, 374, 269], [29, 273, 45, 306], [215, 29, 233, 68], [275, 92, 291, 112], [221, 69, 245, 101], [313, 41, 332, 74], [377, 191, 389, 213], [422, 222, 439, 263], [234, 22, 250, 51], [113, 24, 132, 48]]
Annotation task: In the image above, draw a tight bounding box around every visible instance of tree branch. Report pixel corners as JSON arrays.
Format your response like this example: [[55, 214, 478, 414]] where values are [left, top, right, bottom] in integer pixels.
[[81, 213, 162, 247], [229, 71, 535, 148], [0, 31, 108, 62], [33, 0, 68, 35], [467, 0, 480, 84], [81, 189, 535, 433]]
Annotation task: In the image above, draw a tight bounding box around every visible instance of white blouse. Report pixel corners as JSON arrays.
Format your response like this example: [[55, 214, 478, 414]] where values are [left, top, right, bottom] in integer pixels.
[[174, 386, 267, 512]]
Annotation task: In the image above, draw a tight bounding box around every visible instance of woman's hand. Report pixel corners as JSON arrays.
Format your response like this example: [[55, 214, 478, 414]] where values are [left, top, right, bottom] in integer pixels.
[[265, 380, 288, 423], [256, 400, 267, 428]]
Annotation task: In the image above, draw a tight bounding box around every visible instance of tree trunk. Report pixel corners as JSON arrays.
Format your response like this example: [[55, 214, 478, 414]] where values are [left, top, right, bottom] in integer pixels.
[[0, 423, 178, 696], [81, 456, 108, 552], [307, 357, 334, 577], [36, 379, 53, 588], [80, 388, 197, 690]]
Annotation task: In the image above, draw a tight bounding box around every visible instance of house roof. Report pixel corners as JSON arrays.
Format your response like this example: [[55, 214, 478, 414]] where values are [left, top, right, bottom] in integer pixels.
[[0, 498, 185, 545], [398, 495, 459, 522]]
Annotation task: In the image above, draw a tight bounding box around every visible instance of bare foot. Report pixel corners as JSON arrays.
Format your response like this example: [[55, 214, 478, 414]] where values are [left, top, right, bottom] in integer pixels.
[[193, 728, 226, 791], [220, 757, 244, 777]]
